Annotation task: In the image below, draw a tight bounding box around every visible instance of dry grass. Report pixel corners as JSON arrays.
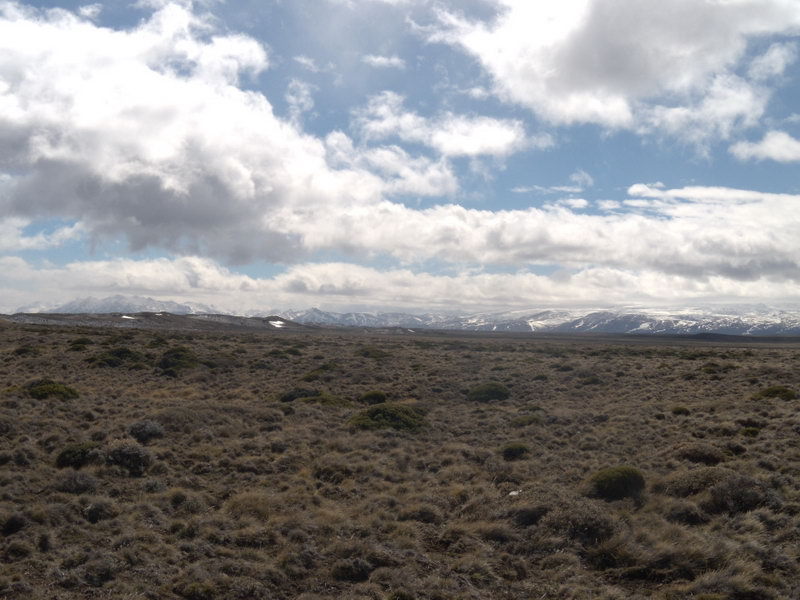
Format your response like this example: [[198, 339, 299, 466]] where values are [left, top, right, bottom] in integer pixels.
[[1, 322, 800, 598]]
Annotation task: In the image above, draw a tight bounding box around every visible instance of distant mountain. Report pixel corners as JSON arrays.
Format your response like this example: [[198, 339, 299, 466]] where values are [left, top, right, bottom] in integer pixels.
[[18, 294, 218, 315], [12, 295, 800, 336], [276, 306, 800, 336]]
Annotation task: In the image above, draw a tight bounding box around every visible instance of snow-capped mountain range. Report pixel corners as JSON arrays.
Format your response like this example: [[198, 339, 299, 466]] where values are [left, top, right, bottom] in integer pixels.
[[12, 295, 800, 336]]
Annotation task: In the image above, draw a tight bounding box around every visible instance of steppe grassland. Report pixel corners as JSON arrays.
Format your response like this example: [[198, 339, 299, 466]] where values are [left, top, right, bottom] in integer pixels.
[[1, 321, 800, 599]]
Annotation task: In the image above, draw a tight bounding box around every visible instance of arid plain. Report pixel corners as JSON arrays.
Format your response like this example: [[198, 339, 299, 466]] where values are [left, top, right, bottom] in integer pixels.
[[1, 318, 799, 599]]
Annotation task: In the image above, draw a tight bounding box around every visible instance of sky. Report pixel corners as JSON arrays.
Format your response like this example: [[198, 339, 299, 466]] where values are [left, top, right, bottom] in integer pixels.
[[1, 0, 800, 314]]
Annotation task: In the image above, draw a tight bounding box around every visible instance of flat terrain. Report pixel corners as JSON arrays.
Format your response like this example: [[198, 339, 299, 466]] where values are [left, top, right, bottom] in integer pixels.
[[1, 320, 799, 599]]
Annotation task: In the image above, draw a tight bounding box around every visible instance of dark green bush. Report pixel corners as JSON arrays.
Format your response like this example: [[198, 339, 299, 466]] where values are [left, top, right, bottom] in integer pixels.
[[128, 420, 165, 444], [26, 379, 79, 400], [278, 388, 320, 403], [87, 347, 144, 368], [358, 390, 387, 405], [356, 345, 389, 359], [158, 346, 199, 376], [671, 406, 690, 416], [752, 385, 796, 401], [467, 382, 510, 403], [350, 403, 426, 432], [55, 442, 100, 469], [587, 466, 645, 501], [500, 442, 531, 461], [107, 443, 152, 477]]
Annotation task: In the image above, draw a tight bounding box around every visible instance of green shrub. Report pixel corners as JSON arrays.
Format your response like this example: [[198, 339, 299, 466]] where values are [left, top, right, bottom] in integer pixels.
[[587, 466, 645, 501], [671, 406, 690, 416], [500, 442, 531, 461], [87, 347, 144, 368], [511, 414, 543, 427], [55, 442, 100, 469], [158, 346, 199, 376], [752, 385, 796, 401], [467, 382, 510, 403], [278, 387, 320, 402], [128, 420, 165, 444], [350, 403, 427, 432], [107, 443, 152, 477], [356, 345, 389, 359], [359, 390, 387, 405], [25, 379, 79, 400]]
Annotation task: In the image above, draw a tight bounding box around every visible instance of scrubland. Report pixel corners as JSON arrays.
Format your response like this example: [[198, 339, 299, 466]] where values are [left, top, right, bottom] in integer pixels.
[[1, 320, 800, 599]]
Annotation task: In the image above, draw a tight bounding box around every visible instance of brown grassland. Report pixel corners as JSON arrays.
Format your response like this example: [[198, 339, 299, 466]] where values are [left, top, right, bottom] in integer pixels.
[[1, 319, 800, 599]]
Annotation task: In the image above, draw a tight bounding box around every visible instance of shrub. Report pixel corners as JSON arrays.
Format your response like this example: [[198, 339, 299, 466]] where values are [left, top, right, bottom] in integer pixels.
[[540, 499, 618, 545], [1, 513, 26, 536], [752, 385, 796, 401], [55, 471, 98, 494], [467, 382, 510, 403], [158, 346, 199, 376], [278, 388, 320, 403], [107, 443, 152, 477], [350, 403, 427, 432], [674, 443, 725, 466], [654, 467, 736, 497], [83, 499, 118, 523], [87, 347, 144, 368], [128, 420, 165, 444], [226, 492, 271, 521], [500, 442, 531, 461], [671, 406, 690, 416], [55, 442, 101, 469], [331, 558, 374, 582], [701, 474, 777, 515], [398, 504, 443, 524], [359, 390, 387, 405], [587, 466, 645, 501], [356, 345, 389, 359], [25, 379, 79, 400]]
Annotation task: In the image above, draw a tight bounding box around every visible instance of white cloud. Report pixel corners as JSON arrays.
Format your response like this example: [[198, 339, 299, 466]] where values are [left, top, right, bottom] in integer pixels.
[[748, 42, 797, 81], [0, 2, 459, 263], [730, 130, 800, 162], [293, 55, 321, 72], [353, 91, 536, 157], [362, 54, 406, 69], [77, 4, 102, 20], [569, 169, 594, 189], [285, 79, 316, 125], [4, 255, 800, 314], [0, 217, 83, 252], [429, 0, 800, 140]]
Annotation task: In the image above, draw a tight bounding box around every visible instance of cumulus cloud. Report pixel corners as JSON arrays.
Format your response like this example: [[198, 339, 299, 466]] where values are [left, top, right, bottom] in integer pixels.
[[362, 54, 406, 69], [0, 1, 458, 263], [353, 91, 538, 157], [428, 0, 800, 139], [730, 130, 800, 162], [4, 255, 800, 314]]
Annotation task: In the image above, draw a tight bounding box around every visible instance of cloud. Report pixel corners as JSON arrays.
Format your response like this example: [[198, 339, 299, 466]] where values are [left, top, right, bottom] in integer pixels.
[[353, 91, 538, 157], [285, 79, 316, 125], [0, 217, 83, 252], [293, 55, 321, 72], [0, 1, 457, 263], [4, 255, 800, 314], [730, 130, 800, 162], [748, 42, 797, 81], [428, 0, 800, 140], [362, 54, 406, 69]]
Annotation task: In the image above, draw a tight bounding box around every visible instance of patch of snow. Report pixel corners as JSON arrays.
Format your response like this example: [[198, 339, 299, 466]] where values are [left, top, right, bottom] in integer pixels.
[[268, 320, 285, 328], [120, 315, 136, 320], [508, 490, 521, 497]]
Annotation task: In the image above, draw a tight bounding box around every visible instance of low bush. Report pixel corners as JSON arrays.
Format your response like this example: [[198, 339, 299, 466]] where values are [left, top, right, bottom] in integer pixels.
[[540, 499, 618, 545], [107, 443, 152, 477], [752, 385, 796, 401], [128, 420, 165, 444], [158, 346, 199, 376], [654, 467, 736, 498], [358, 390, 387, 405], [25, 379, 79, 400], [87, 347, 144, 368], [278, 388, 320, 403], [500, 442, 531, 461], [349, 403, 427, 432], [55, 471, 98, 494], [587, 466, 645, 501], [671, 406, 691, 416], [56, 442, 101, 469], [674, 443, 726, 466], [701, 474, 777, 514], [467, 382, 510, 403]]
